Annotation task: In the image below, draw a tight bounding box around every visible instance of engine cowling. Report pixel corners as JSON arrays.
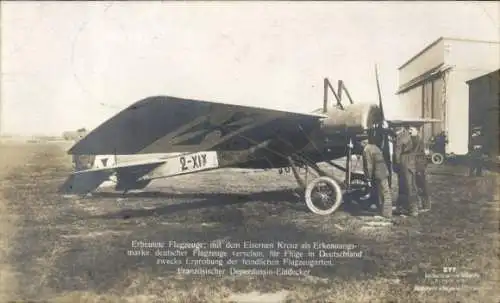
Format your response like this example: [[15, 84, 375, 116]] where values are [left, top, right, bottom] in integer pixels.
[[320, 103, 383, 136]]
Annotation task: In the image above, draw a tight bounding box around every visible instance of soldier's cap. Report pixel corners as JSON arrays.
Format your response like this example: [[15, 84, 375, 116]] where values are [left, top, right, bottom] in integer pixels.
[[394, 127, 405, 135], [409, 127, 418, 136]]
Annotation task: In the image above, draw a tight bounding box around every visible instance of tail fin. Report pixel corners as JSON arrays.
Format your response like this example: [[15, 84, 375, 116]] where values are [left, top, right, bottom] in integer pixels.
[[59, 169, 114, 195], [61, 157, 166, 195]]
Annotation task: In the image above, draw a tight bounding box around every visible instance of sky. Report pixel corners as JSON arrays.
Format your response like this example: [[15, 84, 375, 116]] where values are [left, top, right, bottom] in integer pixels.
[[1, 1, 498, 136]]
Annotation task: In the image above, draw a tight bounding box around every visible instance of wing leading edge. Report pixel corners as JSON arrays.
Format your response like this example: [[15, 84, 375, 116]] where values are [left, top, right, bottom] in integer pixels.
[[387, 118, 441, 128], [69, 96, 324, 155]]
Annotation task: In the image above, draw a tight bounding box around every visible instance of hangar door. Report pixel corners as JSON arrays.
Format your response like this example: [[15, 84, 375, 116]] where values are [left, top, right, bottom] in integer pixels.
[[421, 77, 444, 144], [422, 81, 433, 144], [432, 77, 444, 135], [399, 86, 422, 118]]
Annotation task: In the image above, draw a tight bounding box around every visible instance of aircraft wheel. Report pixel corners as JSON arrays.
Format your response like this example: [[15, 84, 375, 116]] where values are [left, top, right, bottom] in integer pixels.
[[304, 176, 343, 215], [431, 152, 444, 165]]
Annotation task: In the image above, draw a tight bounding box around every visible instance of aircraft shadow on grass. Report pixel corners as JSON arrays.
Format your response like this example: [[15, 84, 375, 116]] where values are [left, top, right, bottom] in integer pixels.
[[88, 189, 374, 220]]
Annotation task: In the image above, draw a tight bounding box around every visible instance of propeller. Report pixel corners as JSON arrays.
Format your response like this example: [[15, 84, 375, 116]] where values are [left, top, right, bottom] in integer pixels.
[[374, 65, 393, 188]]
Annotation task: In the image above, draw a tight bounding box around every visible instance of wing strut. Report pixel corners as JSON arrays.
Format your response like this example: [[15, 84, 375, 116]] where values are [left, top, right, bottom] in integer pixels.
[[324, 78, 343, 112]]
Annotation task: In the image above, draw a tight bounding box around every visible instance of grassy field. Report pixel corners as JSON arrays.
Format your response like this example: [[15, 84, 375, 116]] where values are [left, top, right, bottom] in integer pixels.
[[0, 142, 498, 302]]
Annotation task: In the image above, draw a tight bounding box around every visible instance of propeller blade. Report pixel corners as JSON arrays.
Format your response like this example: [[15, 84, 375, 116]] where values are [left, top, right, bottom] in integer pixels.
[[375, 64, 384, 120], [374, 64, 392, 188], [384, 132, 393, 188]]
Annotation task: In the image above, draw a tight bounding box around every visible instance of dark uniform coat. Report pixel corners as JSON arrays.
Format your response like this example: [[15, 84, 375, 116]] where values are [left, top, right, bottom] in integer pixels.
[[412, 134, 431, 209], [362, 144, 389, 181], [412, 135, 428, 173], [362, 143, 392, 217], [393, 128, 419, 215], [394, 128, 416, 172]]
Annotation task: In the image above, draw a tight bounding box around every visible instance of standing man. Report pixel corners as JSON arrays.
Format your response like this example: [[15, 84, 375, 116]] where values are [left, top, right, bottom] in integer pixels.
[[393, 125, 419, 217], [410, 127, 431, 212], [361, 130, 392, 218], [468, 127, 484, 177]]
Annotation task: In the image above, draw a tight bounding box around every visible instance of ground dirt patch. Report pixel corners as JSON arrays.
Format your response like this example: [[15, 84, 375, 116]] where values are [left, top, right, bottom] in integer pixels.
[[0, 142, 499, 302], [0, 143, 54, 302]]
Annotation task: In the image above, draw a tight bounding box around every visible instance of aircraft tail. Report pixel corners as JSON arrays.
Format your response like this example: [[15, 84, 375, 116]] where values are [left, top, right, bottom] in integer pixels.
[[59, 169, 114, 195], [60, 157, 167, 195]]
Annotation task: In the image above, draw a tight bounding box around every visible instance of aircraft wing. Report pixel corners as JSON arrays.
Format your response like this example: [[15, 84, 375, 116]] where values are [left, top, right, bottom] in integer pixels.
[[387, 118, 441, 128], [69, 96, 325, 155]]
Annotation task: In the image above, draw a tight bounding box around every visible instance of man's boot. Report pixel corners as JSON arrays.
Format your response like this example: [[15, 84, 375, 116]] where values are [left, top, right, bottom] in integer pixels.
[[408, 195, 419, 217], [381, 201, 393, 218], [421, 197, 431, 212], [393, 195, 408, 216]]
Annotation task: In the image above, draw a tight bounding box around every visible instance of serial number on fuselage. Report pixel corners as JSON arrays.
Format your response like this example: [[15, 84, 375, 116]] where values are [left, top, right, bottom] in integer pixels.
[[179, 153, 209, 171]]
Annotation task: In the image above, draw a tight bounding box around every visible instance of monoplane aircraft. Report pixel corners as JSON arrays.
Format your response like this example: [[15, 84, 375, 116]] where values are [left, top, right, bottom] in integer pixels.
[[60, 67, 439, 215]]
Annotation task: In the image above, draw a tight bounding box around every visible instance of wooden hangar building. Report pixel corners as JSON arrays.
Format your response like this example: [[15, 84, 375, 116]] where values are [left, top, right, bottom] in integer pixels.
[[396, 37, 499, 156], [466, 69, 500, 157]]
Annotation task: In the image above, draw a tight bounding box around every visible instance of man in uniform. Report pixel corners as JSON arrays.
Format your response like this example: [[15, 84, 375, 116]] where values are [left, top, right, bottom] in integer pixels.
[[393, 125, 419, 217], [468, 127, 484, 177], [361, 130, 392, 218], [410, 127, 431, 212]]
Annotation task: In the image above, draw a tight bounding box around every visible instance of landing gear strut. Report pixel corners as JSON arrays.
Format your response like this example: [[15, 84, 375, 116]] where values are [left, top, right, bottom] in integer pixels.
[[287, 138, 359, 215]]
